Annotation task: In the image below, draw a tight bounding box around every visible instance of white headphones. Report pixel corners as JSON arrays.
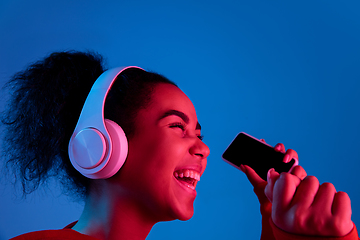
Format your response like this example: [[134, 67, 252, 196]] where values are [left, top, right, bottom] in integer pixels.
[[68, 66, 143, 179]]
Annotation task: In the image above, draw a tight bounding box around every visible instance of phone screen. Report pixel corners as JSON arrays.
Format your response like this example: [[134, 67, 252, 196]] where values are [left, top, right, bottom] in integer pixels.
[[222, 132, 296, 180]]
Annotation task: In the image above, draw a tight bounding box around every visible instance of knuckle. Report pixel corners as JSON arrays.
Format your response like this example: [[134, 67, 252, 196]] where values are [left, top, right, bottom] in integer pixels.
[[320, 182, 336, 193], [336, 191, 350, 199], [292, 208, 307, 231], [328, 218, 351, 236], [279, 172, 292, 180], [290, 165, 306, 179], [304, 175, 319, 185], [291, 165, 302, 173], [311, 215, 327, 234]]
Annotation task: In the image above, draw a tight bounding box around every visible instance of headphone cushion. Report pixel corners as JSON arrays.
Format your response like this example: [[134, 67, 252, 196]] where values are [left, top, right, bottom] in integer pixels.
[[69, 118, 128, 179], [94, 119, 128, 179]]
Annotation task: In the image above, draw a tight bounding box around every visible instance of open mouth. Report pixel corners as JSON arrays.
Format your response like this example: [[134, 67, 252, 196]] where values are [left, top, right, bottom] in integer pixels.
[[174, 169, 200, 190]]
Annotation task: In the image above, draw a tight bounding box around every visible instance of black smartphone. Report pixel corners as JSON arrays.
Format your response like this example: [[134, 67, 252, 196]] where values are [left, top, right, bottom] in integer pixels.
[[222, 132, 298, 180]]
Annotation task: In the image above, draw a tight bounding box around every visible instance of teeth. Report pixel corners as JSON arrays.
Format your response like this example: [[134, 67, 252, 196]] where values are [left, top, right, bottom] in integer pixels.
[[174, 169, 200, 191], [174, 169, 201, 181]]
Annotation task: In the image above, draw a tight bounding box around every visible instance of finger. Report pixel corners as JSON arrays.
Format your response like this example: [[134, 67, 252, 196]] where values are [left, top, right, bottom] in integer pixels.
[[284, 149, 298, 163], [332, 191, 353, 236], [272, 173, 301, 212], [281, 149, 298, 166], [332, 191, 352, 219], [241, 164, 266, 187], [290, 165, 307, 180], [274, 143, 285, 153], [291, 176, 320, 209], [311, 182, 336, 213], [265, 168, 280, 202]]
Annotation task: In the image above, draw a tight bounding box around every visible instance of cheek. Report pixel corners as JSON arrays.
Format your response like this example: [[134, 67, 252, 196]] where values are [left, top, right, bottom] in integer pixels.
[[126, 128, 191, 182], [130, 134, 181, 169], [148, 138, 187, 170]]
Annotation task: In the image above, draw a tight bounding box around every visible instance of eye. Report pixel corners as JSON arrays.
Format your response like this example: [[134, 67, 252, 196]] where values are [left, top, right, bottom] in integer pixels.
[[169, 122, 204, 141], [169, 122, 186, 131]]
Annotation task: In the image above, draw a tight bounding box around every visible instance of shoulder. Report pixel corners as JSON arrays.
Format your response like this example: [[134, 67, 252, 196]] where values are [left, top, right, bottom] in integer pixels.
[[10, 229, 100, 240]]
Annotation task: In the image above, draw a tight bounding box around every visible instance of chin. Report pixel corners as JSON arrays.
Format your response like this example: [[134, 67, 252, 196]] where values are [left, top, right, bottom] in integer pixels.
[[171, 205, 195, 221], [178, 213, 194, 221]]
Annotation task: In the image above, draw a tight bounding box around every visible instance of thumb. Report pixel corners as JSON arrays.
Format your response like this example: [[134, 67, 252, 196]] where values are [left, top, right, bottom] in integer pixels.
[[241, 165, 272, 215], [264, 168, 280, 203], [240, 164, 266, 188]]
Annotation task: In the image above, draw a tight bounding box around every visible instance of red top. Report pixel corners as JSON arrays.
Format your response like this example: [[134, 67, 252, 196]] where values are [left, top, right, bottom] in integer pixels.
[[10, 222, 359, 240], [10, 222, 99, 240]]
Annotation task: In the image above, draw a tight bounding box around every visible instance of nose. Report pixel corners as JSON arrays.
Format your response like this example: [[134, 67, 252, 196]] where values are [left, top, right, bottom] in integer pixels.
[[190, 138, 210, 159]]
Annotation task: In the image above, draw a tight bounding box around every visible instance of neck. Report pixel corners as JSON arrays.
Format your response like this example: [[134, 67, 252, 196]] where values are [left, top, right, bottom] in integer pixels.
[[72, 181, 157, 240]]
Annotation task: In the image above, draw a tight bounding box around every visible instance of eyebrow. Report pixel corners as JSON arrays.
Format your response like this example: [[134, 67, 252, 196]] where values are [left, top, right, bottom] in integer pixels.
[[159, 109, 202, 130]]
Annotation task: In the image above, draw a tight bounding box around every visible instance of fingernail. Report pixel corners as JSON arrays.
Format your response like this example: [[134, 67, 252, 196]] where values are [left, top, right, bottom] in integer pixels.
[[267, 168, 275, 181], [284, 154, 290, 163], [239, 164, 246, 173]]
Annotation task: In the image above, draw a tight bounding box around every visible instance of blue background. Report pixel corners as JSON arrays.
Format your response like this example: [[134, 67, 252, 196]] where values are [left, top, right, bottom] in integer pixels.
[[0, 0, 359, 239]]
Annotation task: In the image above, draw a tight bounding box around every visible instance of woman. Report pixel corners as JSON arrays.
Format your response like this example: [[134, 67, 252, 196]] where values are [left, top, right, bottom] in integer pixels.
[[1, 51, 357, 239]]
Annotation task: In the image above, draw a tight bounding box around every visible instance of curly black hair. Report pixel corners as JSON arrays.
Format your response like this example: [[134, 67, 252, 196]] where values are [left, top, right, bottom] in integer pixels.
[[1, 51, 176, 200]]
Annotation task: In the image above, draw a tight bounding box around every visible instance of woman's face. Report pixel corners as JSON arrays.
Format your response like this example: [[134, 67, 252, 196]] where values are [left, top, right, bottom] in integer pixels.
[[114, 83, 210, 222]]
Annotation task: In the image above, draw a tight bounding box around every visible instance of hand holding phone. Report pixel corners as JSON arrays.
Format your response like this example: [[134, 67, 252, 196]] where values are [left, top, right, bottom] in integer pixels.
[[222, 132, 298, 181]]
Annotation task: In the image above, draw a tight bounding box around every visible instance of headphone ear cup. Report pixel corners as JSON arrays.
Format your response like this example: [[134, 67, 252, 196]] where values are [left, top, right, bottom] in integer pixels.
[[68, 67, 141, 179], [68, 119, 128, 179], [96, 119, 128, 178]]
